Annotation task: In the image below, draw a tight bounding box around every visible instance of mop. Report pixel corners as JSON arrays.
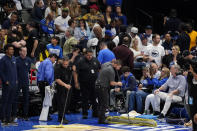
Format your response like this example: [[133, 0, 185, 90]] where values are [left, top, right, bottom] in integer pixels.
[[33, 72, 91, 129]]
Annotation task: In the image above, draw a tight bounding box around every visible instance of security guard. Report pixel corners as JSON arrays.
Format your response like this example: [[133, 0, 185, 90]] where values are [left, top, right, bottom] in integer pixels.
[[55, 57, 72, 124], [96, 60, 122, 124], [0, 44, 18, 125], [15, 46, 32, 120], [74, 48, 101, 119]]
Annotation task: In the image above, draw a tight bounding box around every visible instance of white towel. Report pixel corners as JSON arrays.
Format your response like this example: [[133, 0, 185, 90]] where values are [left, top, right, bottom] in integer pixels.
[[39, 85, 55, 121]]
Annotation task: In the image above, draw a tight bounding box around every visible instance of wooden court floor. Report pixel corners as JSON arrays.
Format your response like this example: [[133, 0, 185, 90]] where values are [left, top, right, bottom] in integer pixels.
[[26, 124, 126, 131]]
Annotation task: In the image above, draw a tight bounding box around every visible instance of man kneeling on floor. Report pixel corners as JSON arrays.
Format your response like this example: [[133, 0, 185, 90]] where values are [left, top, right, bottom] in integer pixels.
[[96, 60, 122, 124], [154, 64, 186, 118]]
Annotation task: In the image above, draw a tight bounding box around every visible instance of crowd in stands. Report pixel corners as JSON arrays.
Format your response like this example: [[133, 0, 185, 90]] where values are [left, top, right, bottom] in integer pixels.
[[0, 0, 197, 129]]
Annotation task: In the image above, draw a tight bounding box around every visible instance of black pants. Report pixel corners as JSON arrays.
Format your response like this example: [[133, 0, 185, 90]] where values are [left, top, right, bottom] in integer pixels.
[[97, 86, 109, 122], [56, 86, 71, 120], [0, 84, 16, 121], [189, 104, 197, 131], [12, 84, 29, 117], [80, 82, 98, 116], [69, 83, 81, 112], [20, 85, 29, 116], [38, 81, 48, 105]]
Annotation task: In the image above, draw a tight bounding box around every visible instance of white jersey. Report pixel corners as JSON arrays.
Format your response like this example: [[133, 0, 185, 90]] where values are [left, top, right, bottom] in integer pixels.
[[144, 44, 165, 66]]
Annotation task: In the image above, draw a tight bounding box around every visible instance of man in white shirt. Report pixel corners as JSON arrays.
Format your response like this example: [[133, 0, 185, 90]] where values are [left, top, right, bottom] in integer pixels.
[[54, 8, 71, 46], [144, 34, 165, 67], [54, 8, 71, 33]]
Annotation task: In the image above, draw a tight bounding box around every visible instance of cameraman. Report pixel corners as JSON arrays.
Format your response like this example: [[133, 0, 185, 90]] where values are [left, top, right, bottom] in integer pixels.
[[182, 50, 197, 130]]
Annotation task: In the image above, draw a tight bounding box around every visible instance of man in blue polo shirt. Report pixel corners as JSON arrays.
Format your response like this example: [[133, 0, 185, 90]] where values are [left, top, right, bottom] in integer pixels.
[[97, 41, 116, 64]]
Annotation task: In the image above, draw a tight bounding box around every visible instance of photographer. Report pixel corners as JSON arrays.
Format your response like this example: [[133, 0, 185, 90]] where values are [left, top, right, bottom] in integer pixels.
[[182, 50, 197, 130]]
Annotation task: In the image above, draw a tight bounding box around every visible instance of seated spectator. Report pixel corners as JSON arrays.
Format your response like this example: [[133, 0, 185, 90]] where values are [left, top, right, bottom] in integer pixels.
[[176, 22, 190, 52], [40, 12, 55, 35], [162, 45, 181, 68], [63, 27, 78, 56], [162, 33, 173, 54], [140, 35, 149, 53], [7, 27, 26, 56], [109, 19, 117, 36], [1, 0, 17, 16], [140, 25, 153, 44], [54, 8, 71, 33], [105, 0, 122, 7], [45, 0, 61, 18], [104, 30, 114, 41], [90, 18, 106, 39], [0, 29, 8, 51], [110, 66, 137, 112], [144, 67, 170, 115], [128, 67, 149, 113], [130, 38, 146, 68], [144, 34, 165, 67], [74, 19, 91, 49], [112, 25, 128, 46], [68, 19, 77, 32], [87, 24, 103, 57], [2, 12, 18, 30], [129, 27, 142, 50], [46, 36, 63, 58], [154, 64, 187, 118], [114, 4, 127, 25], [103, 6, 114, 29], [16, 24, 24, 38], [97, 40, 115, 64], [69, 0, 81, 19], [129, 63, 161, 113], [61, 1, 69, 9], [186, 23, 197, 51], [163, 9, 181, 34], [82, 4, 104, 29], [31, 0, 45, 22]]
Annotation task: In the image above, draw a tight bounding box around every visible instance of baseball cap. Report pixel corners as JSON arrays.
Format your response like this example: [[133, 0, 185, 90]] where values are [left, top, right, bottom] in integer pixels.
[[62, 8, 69, 12], [105, 30, 112, 37], [130, 27, 138, 34], [89, 4, 99, 11], [145, 25, 152, 29]]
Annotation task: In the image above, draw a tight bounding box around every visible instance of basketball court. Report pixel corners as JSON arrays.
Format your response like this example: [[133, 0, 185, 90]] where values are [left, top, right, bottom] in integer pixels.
[[0, 111, 191, 131]]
